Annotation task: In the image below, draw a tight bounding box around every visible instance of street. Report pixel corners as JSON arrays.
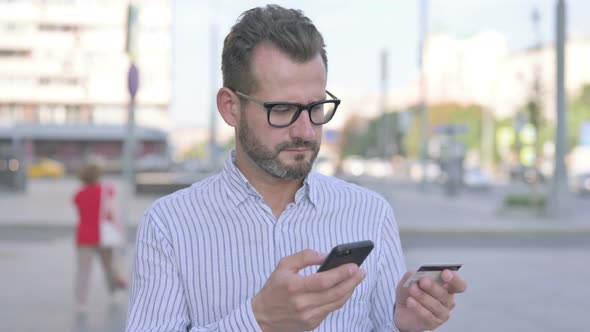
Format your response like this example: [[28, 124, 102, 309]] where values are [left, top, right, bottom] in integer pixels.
[[1, 232, 588, 332], [405, 245, 589, 332]]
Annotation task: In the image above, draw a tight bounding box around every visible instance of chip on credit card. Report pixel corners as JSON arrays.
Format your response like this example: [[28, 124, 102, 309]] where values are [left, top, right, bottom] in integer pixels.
[[403, 264, 462, 287]]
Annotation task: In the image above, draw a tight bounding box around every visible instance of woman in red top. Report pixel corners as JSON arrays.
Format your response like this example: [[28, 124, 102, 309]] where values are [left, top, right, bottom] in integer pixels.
[[73, 163, 126, 312]]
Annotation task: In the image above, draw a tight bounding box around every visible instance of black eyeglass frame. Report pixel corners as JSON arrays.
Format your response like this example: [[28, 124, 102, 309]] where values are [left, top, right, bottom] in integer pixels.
[[231, 89, 341, 128]]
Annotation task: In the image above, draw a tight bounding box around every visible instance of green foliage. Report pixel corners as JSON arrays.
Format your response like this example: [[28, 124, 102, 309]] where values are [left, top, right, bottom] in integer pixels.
[[404, 106, 421, 158], [340, 113, 396, 158], [339, 104, 489, 160], [405, 104, 486, 158], [568, 84, 590, 148], [337, 84, 590, 163], [503, 193, 546, 207], [494, 117, 513, 163], [182, 142, 207, 160], [224, 137, 236, 151], [183, 139, 236, 160]]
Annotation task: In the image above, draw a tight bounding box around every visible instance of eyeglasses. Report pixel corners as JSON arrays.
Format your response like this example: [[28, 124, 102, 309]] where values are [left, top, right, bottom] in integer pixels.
[[232, 89, 341, 128]]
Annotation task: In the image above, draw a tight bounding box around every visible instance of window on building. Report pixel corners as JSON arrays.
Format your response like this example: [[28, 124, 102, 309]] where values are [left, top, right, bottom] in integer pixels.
[[0, 49, 31, 57], [39, 105, 68, 124], [0, 105, 26, 124], [0, 105, 13, 126], [39, 23, 79, 32], [66, 105, 82, 123], [38, 77, 79, 86]]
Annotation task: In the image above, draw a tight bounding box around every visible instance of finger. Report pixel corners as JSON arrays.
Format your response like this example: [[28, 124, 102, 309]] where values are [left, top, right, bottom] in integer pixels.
[[405, 296, 446, 331], [417, 276, 454, 309], [278, 249, 327, 272], [395, 271, 414, 302], [302, 268, 366, 317], [312, 267, 366, 303], [409, 282, 450, 320], [399, 270, 415, 287], [441, 270, 467, 293], [303, 263, 360, 292]]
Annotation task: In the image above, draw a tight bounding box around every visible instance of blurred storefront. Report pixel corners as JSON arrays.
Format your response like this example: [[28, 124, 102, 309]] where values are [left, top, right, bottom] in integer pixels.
[[0, 0, 172, 165], [0, 124, 168, 175]]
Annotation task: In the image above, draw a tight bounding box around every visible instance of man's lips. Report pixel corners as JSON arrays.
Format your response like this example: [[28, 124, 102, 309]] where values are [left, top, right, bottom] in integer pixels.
[[282, 147, 311, 152]]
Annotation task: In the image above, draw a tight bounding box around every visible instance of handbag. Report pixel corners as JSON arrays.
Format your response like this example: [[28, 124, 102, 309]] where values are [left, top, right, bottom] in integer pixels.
[[100, 221, 124, 247], [99, 184, 125, 247]]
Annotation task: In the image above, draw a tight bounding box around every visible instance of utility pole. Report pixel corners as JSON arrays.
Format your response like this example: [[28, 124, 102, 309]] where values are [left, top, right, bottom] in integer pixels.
[[208, 21, 219, 169], [122, 3, 139, 230], [530, 6, 543, 209], [546, 0, 573, 219], [418, 0, 429, 191], [378, 49, 389, 158]]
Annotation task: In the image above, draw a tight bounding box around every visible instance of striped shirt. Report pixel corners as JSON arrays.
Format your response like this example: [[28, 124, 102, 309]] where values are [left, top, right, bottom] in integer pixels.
[[126, 152, 406, 332]]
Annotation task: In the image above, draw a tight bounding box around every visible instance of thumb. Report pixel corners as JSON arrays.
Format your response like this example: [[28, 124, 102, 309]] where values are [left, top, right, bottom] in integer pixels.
[[278, 249, 326, 273]]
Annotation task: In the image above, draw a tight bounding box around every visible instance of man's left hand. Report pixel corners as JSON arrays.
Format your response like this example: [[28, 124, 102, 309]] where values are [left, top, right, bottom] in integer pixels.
[[393, 269, 467, 332]]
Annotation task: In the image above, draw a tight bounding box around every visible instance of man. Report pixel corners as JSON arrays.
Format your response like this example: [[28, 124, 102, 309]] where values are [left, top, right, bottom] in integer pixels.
[[126, 5, 466, 332]]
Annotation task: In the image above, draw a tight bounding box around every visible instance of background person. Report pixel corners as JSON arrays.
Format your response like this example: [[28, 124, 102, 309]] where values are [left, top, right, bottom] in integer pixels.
[[73, 163, 127, 313]]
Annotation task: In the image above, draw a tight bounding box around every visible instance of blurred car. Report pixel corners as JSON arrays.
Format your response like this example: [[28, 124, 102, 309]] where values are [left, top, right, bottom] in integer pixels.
[[175, 159, 218, 174], [509, 165, 545, 184], [341, 155, 366, 177], [313, 157, 336, 176], [364, 158, 393, 178], [571, 173, 590, 195], [463, 167, 492, 190], [27, 158, 65, 178], [409, 160, 442, 183], [136, 154, 172, 172]]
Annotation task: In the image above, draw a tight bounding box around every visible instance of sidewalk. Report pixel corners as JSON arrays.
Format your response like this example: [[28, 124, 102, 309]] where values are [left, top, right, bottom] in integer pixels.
[[0, 176, 157, 227], [0, 237, 132, 332], [395, 187, 590, 234], [356, 175, 590, 234], [1, 175, 590, 235]]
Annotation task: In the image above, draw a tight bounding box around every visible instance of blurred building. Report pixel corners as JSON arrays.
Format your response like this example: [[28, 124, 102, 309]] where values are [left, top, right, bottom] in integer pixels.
[[492, 35, 590, 121], [169, 126, 234, 161], [0, 0, 172, 171], [394, 31, 590, 121]]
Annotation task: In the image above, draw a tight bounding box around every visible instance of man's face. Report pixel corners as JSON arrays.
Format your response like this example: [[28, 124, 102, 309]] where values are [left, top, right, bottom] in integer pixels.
[[236, 44, 326, 180], [238, 110, 320, 180]]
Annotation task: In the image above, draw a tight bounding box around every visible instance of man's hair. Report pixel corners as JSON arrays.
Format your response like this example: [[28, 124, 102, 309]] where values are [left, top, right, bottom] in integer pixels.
[[222, 5, 327, 94]]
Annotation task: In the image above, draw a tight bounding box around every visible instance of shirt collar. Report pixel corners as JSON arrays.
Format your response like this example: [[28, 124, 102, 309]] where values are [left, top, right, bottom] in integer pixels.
[[221, 150, 319, 208]]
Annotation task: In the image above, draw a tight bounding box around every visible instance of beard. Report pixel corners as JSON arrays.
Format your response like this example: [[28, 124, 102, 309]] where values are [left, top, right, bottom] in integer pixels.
[[238, 115, 320, 180]]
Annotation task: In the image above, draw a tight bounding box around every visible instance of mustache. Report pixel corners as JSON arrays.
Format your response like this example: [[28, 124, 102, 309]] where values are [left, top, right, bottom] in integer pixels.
[[276, 139, 319, 151]]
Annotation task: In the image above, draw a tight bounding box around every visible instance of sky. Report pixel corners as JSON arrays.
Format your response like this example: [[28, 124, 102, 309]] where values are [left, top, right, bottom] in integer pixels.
[[171, 0, 590, 129]]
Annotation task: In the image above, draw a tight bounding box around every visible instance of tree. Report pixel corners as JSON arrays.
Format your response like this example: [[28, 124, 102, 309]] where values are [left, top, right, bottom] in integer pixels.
[[339, 114, 373, 158], [182, 142, 207, 160], [404, 103, 486, 158], [568, 84, 590, 149], [339, 112, 405, 158]]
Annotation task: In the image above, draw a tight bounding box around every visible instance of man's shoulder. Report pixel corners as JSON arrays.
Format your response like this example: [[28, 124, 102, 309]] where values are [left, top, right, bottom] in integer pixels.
[[311, 172, 389, 203], [148, 172, 224, 211]]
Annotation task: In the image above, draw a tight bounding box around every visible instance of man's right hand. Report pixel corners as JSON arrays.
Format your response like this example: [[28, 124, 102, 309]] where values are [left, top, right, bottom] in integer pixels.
[[251, 249, 366, 332]]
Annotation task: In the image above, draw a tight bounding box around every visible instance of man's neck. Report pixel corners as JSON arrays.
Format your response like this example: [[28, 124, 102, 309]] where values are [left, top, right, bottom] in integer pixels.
[[234, 151, 304, 219], [251, 175, 303, 218]]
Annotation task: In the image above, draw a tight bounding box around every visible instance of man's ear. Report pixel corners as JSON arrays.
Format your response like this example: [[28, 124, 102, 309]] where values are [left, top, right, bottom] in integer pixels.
[[217, 87, 240, 127]]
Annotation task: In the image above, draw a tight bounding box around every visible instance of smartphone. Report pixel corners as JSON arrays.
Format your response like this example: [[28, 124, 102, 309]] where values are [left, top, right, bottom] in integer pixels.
[[403, 264, 462, 287], [317, 240, 374, 273]]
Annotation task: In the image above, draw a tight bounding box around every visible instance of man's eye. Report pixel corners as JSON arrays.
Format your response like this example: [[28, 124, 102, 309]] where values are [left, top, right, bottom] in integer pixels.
[[272, 105, 295, 113], [311, 104, 324, 112]]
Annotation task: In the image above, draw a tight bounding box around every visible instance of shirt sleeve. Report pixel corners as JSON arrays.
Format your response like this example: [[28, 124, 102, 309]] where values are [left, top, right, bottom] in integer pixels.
[[369, 203, 406, 332], [125, 211, 263, 332]]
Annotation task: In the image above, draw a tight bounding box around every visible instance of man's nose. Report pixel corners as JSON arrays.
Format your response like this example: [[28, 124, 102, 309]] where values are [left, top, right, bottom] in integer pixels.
[[289, 110, 317, 141]]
